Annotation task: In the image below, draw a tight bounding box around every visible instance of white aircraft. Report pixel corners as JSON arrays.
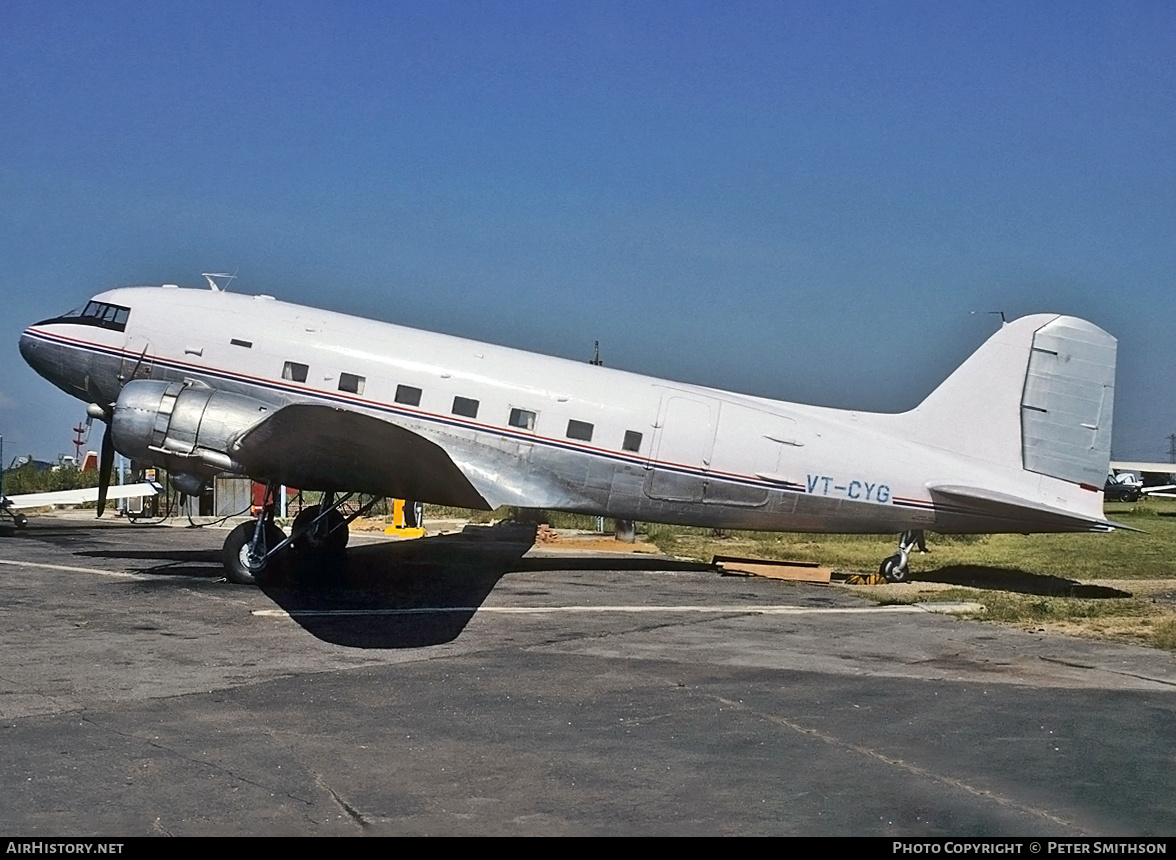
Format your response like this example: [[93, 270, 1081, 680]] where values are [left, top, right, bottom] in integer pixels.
[[19, 281, 1118, 584], [1, 482, 161, 529], [1106, 462, 1176, 501]]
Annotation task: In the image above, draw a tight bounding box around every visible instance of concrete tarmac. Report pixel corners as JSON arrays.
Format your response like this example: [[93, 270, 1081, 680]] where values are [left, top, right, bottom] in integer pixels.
[[1, 514, 1174, 836]]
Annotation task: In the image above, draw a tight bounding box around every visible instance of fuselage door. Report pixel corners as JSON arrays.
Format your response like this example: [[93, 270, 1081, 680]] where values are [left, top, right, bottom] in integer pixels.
[[644, 393, 717, 502], [702, 402, 787, 507]]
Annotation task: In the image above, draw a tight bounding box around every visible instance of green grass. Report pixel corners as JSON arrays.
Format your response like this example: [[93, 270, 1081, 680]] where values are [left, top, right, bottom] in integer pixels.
[[636, 500, 1176, 652], [639, 498, 1176, 581], [868, 585, 1176, 652], [419, 497, 1176, 653], [422, 498, 1176, 580], [1153, 618, 1176, 651]]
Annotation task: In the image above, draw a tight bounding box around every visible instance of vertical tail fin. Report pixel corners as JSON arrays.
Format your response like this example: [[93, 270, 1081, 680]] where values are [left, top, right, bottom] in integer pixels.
[[903, 314, 1116, 488]]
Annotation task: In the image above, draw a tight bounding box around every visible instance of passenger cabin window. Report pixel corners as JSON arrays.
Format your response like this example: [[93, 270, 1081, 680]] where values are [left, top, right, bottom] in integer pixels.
[[508, 408, 536, 430], [339, 373, 365, 395], [395, 385, 422, 407], [230, 338, 253, 348], [622, 430, 643, 452], [567, 420, 594, 442], [452, 396, 480, 419], [282, 361, 309, 383]]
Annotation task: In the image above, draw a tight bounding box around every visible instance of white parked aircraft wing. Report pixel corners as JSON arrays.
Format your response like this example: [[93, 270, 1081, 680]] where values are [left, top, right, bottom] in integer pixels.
[[2, 482, 160, 510], [1142, 486, 1176, 498]]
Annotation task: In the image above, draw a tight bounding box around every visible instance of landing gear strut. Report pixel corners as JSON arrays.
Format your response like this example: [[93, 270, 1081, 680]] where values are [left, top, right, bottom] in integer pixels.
[[222, 481, 285, 585], [291, 491, 349, 556], [1, 502, 28, 529], [879, 530, 924, 583], [220, 488, 384, 585]]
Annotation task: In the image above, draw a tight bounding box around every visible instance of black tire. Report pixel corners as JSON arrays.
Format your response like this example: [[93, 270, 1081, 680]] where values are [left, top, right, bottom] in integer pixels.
[[879, 554, 909, 584], [291, 505, 348, 555], [222, 520, 285, 585]]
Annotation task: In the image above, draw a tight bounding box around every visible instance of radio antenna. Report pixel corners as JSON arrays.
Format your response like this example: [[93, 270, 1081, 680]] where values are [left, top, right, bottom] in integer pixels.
[[202, 272, 237, 292]]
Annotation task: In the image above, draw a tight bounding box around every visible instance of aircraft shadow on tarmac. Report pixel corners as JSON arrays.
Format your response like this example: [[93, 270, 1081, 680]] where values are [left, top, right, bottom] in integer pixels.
[[75, 547, 225, 578], [909, 565, 1132, 598], [259, 525, 715, 648], [75, 522, 711, 648]]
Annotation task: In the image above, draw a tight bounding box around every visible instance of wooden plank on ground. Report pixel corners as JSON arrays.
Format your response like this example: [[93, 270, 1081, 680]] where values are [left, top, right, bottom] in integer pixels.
[[712, 555, 831, 583]]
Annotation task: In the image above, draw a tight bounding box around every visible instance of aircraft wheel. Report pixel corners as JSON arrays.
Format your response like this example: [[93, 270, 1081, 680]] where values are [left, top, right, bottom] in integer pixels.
[[292, 505, 348, 555], [879, 554, 909, 584], [222, 520, 285, 585], [14, 513, 28, 529]]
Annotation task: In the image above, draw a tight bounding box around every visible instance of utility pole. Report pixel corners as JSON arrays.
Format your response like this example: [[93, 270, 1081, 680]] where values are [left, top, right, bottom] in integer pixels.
[[1169, 434, 1176, 465], [590, 341, 603, 366], [73, 423, 86, 464]]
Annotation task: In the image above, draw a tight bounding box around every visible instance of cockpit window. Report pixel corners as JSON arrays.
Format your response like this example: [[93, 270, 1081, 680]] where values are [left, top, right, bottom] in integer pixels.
[[36, 301, 131, 332]]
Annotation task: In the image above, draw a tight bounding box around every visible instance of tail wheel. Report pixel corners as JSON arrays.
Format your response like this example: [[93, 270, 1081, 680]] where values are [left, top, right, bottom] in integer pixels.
[[879, 554, 909, 584]]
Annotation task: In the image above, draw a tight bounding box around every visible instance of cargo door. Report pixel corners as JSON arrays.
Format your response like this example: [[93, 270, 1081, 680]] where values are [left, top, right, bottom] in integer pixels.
[[644, 393, 716, 502]]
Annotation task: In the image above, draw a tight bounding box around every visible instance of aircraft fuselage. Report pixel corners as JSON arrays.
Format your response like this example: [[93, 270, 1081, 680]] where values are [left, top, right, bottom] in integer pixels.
[[20, 286, 1113, 536]]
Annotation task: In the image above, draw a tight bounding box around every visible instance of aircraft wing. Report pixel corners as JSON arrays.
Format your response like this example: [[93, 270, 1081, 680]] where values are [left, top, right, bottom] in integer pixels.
[[2, 482, 160, 510], [1110, 461, 1176, 476], [230, 404, 495, 509], [231, 404, 597, 511], [1142, 486, 1176, 498], [927, 484, 1126, 532]]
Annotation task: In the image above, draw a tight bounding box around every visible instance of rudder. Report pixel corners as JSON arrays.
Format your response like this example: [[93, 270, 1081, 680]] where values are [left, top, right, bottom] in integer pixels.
[[902, 314, 1116, 487], [1020, 316, 1115, 488]]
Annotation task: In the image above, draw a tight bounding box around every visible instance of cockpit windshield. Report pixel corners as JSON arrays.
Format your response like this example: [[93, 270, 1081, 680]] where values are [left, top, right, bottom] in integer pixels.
[[36, 300, 131, 332]]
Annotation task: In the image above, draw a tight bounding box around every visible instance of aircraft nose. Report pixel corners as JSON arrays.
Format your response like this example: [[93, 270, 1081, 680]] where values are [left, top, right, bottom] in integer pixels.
[[19, 327, 58, 384], [18, 328, 41, 371]]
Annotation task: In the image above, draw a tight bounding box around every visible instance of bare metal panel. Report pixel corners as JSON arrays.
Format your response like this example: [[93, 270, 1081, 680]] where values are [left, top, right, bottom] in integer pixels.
[[214, 477, 253, 517], [1021, 317, 1116, 486]]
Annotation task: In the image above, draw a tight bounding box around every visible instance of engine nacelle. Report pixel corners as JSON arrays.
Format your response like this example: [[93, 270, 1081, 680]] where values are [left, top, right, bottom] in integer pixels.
[[111, 379, 273, 478], [169, 472, 211, 497]]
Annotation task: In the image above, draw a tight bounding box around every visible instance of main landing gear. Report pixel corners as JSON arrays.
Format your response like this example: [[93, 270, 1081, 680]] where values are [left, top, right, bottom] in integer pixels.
[[0, 501, 28, 534], [222, 517, 284, 586], [878, 529, 925, 584], [290, 492, 349, 556], [0, 499, 29, 532], [222, 482, 288, 585], [220, 486, 380, 585]]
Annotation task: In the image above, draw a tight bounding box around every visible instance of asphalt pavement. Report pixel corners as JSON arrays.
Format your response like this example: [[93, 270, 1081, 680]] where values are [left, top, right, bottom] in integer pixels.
[[1, 514, 1174, 836]]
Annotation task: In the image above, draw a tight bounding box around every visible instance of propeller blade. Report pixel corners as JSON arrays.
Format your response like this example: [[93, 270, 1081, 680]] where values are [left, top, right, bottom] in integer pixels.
[[96, 422, 114, 517]]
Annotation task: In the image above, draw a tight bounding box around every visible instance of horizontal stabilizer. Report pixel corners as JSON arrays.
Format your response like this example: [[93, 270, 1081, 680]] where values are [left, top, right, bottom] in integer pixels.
[[928, 484, 1126, 533]]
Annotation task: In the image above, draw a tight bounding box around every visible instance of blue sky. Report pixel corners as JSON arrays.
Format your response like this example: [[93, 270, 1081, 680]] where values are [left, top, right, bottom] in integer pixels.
[[2, 1, 1174, 464]]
